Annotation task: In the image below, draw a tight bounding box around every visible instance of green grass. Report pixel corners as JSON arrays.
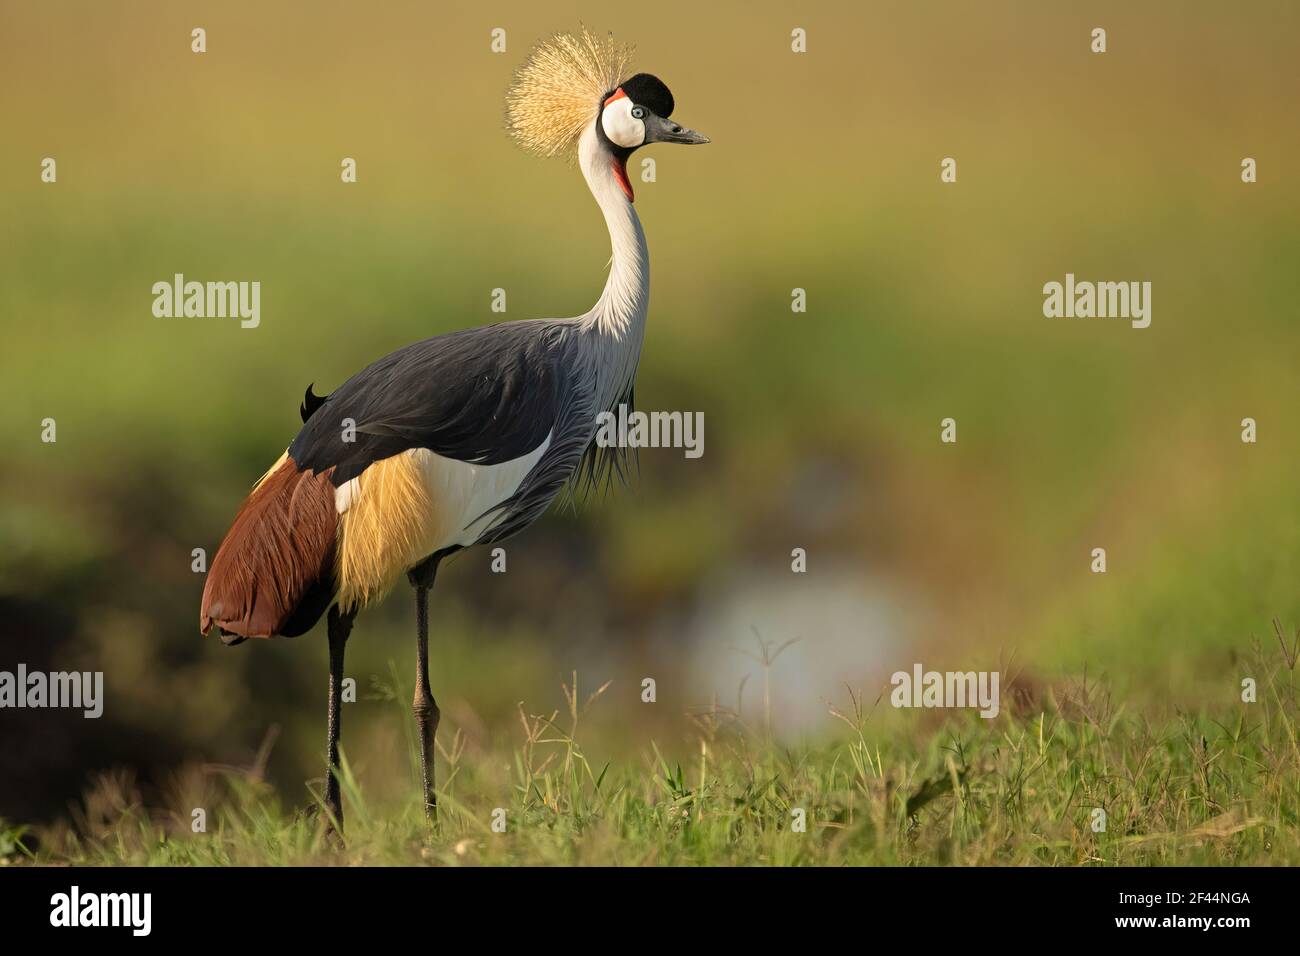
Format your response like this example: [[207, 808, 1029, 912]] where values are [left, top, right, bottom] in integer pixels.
[[7, 635, 1297, 867]]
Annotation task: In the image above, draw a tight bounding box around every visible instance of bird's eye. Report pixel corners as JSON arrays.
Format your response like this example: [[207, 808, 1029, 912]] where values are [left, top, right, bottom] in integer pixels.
[[631, 106, 645, 120]]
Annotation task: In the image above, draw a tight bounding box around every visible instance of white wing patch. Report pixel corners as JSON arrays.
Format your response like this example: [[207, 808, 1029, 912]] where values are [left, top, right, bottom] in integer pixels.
[[335, 476, 360, 515], [335, 434, 553, 552]]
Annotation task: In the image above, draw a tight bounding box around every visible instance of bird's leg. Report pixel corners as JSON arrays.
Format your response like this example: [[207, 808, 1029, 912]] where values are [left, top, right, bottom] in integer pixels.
[[324, 604, 354, 835], [410, 565, 441, 821], [408, 555, 442, 822]]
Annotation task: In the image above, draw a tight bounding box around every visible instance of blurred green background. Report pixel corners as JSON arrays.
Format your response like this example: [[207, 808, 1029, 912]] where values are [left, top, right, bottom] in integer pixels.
[[1, 0, 1298, 824]]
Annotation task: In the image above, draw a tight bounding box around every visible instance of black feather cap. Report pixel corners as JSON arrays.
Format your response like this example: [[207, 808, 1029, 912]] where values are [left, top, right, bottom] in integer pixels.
[[616, 73, 674, 118]]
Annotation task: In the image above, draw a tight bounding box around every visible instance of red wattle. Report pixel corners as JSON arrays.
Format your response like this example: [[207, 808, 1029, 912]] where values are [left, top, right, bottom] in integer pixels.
[[612, 157, 634, 202]]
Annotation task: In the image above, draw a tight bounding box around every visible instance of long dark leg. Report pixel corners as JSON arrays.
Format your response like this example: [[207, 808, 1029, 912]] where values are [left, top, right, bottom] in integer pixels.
[[408, 555, 442, 822], [325, 604, 354, 833]]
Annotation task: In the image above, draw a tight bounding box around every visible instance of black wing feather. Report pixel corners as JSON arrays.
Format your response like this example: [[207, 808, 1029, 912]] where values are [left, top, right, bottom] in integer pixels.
[[300, 383, 328, 423]]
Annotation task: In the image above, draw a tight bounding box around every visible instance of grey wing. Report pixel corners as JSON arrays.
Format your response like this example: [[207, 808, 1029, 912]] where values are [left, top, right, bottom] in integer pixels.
[[289, 320, 566, 485], [471, 340, 603, 544]]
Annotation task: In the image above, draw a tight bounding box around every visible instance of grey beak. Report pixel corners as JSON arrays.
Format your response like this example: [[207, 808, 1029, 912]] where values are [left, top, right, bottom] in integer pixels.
[[645, 113, 710, 145]]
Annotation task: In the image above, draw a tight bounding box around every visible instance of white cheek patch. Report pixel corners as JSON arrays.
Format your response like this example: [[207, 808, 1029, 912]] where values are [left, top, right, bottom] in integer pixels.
[[601, 97, 645, 149]]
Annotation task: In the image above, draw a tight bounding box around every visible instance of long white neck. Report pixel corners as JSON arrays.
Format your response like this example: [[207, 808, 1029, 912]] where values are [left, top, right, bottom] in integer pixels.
[[576, 125, 649, 408]]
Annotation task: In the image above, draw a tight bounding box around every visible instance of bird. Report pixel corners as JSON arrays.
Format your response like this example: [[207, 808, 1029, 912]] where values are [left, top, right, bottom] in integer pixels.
[[198, 27, 709, 832]]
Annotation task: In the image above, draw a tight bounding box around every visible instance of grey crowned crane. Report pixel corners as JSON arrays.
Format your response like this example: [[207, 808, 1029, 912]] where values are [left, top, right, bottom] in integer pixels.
[[198, 29, 709, 830]]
